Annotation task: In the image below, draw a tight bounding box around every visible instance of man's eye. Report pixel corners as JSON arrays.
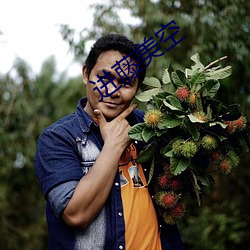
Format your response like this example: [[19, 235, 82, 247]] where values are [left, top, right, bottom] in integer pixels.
[[122, 78, 131, 84], [101, 77, 109, 82]]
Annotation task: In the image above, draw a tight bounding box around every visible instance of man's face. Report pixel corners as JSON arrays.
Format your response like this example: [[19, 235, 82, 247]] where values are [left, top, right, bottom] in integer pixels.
[[83, 50, 139, 120]]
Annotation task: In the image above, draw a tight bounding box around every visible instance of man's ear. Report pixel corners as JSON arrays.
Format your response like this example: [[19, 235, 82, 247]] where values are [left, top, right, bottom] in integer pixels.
[[82, 65, 88, 85]]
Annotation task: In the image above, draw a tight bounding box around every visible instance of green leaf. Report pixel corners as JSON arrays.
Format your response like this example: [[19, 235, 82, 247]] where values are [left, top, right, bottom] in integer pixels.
[[221, 104, 241, 120], [142, 126, 156, 142], [191, 71, 206, 87], [162, 69, 171, 84], [183, 118, 200, 141], [165, 96, 183, 110], [162, 82, 176, 94], [190, 53, 204, 69], [136, 144, 155, 164], [163, 101, 186, 115], [162, 139, 175, 156], [203, 80, 220, 98], [217, 135, 228, 142], [197, 175, 214, 187], [171, 70, 186, 87], [128, 123, 145, 141], [147, 156, 155, 185], [206, 98, 222, 114], [163, 149, 174, 157], [155, 92, 168, 99], [135, 88, 162, 102], [158, 114, 183, 129], [170, 157, 190, 175], [151, 95, 165, 110], [155, 127, 167, 137], [206, 66, 232, 80], [143, 76, 161, 88]]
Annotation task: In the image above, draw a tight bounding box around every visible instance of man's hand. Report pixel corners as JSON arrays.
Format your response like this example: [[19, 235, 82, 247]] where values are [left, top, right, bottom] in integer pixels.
[[94, 103, 138, 150]]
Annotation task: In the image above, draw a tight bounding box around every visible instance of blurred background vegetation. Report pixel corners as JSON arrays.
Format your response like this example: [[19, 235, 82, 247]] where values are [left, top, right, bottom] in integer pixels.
[[0, 0, 249, 249]]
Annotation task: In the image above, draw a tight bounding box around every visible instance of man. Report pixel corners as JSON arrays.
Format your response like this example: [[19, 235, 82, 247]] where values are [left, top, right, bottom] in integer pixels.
[[35, 34, 184, 249]]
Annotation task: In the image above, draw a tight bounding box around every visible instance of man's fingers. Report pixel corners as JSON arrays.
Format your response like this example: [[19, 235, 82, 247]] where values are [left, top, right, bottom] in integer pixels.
[[94, 109, 107, 125], [117, 103, 138, 120]]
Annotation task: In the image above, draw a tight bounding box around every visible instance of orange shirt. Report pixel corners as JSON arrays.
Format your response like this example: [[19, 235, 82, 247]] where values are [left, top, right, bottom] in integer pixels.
[[119, 143, 162, 250]]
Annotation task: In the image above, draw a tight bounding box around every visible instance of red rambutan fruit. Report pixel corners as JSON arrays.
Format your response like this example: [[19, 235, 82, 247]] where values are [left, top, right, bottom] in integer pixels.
[[176, 87, 190, 101], [162, 162, 173, 177], [224, 120, 236, 134], [158, 175, 169, 189], [210, 151, 222, 161], [159, 192, 178, 208], [234, 115, 247, 131], [219, 158, 232, 175], [162, 213, 176, 225], [169, 178, 182, 190], [171, 203, 185, 219]]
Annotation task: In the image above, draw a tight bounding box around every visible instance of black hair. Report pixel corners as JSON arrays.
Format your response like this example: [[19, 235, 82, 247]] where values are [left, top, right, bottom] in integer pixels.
[[84, 33, 146, 85]]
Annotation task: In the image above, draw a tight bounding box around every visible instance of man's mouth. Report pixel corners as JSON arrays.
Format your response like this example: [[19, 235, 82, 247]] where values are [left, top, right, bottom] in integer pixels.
[[103, 101, 120, 108]]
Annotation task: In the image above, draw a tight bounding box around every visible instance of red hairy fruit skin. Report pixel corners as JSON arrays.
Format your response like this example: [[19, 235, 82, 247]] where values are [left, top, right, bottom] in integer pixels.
[[176, 87, 190, 101], [171, 203, 185, 219], [219, 158, 232, 175], [158, 175, 169, 189]]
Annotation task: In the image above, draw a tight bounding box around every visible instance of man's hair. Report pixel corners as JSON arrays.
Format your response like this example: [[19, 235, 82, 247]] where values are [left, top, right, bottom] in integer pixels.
[[84, 33, 146, 85]]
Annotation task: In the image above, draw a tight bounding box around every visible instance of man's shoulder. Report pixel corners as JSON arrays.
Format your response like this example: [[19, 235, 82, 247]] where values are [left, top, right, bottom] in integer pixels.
[[44, 113, 77, 133]]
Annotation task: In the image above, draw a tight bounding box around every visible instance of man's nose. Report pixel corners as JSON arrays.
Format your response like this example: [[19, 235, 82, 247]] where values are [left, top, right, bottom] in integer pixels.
[[107, 78, 121, 96]]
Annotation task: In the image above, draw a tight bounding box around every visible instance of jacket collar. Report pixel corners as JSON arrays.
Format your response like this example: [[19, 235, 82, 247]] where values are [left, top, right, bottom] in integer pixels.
[[75, 97, 97, 133]]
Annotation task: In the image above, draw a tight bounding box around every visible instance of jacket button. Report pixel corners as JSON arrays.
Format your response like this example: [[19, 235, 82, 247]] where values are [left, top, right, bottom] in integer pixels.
[[119, 245, 123, 249]]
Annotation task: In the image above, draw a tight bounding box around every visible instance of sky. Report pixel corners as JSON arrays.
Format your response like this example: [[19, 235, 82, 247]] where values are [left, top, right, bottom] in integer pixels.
[[0, 0, 96, 77]]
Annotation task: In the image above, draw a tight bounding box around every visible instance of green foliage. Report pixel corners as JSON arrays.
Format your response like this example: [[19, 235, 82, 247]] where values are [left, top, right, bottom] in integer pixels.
[[0, 57, 85, 249], [179, 201, 249, 250]]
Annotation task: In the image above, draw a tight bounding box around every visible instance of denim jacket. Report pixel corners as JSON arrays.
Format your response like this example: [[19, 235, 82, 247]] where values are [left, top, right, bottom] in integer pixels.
[[35, 97, 184, 250]]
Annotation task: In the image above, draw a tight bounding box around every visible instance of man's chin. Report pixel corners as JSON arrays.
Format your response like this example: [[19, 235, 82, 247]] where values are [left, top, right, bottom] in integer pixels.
[[103, 112, 120, 121], [101, 108, 123, 121]]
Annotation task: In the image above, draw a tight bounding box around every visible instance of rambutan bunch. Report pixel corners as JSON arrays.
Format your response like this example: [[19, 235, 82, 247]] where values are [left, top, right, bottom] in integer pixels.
[[154, 161, 185, 224], [209, 148, 240, 175], [157, 170, 183, 191], [129, 53, 250, 225], [224, 115, 247, 134]]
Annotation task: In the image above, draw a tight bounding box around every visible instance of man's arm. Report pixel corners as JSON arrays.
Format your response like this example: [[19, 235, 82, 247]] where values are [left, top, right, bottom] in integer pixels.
[[62, 104, 138, 229]]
